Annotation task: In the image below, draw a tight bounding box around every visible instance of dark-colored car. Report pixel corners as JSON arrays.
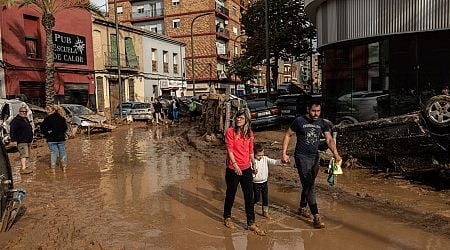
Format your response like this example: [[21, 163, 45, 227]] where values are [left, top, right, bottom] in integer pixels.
[[247, 99, 281, 130], [275, 92, 321, 121]]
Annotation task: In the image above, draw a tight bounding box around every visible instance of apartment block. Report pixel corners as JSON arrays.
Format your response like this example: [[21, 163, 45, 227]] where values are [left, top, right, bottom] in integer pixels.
[[109, 0, 249, 95]]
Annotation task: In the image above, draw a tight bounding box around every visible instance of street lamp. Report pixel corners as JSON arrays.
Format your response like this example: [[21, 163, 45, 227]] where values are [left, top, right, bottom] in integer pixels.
[[191, 12, 214, 96], [232, 33, 246, 95]]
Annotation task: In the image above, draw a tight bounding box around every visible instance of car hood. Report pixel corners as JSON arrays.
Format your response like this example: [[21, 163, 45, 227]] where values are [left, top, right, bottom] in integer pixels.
[[79, 114, 106, 123]]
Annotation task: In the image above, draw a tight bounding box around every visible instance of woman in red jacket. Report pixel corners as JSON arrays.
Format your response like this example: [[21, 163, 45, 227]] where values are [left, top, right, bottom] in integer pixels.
[[223, 109, 265, 236]]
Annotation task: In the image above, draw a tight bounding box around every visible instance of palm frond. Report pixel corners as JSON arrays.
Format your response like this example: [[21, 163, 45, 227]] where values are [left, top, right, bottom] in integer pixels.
[[61, 0, 104, 16]]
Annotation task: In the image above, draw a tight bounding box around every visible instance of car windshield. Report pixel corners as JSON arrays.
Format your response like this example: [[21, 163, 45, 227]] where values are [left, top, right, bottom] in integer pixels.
[[122, 103, 133, 109], [134, 103, 151, 109], [247, 100, 274, 109], [67, 105, 95, 115]]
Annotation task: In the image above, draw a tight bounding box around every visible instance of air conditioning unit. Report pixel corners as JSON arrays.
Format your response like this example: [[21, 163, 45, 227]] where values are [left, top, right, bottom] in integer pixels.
[[224, 20, 228, 25]]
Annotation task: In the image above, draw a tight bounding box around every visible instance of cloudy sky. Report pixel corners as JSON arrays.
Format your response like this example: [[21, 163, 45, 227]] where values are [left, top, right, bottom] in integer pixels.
[[91, 0, 108, 12]]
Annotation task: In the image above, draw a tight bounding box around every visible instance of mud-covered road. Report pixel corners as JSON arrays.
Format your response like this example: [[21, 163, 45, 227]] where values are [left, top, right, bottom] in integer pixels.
[[0, 124, 449, 249]]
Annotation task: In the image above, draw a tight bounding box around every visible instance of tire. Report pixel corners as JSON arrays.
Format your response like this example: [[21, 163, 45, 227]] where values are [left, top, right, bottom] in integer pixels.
[[0, 141, 13, 228], [423, 95, 450, 128], [336, 116, 358, 126]]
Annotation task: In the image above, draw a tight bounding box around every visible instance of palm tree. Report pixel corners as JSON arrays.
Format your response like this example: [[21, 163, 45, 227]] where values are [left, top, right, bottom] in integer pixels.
[[0, 0, 102, 106]]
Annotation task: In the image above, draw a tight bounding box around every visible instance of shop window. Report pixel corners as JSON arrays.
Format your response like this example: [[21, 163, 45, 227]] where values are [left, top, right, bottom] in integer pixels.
[[335, 48, 349, 64]]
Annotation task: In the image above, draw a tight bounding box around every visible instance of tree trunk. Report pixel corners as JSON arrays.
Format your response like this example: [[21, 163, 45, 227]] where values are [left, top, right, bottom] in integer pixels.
[[271, 52, 279, 92], [43, 14, 56, 107]]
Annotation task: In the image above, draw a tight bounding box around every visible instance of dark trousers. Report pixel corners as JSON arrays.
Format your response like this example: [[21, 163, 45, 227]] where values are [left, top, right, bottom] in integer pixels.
[[253, 181, 268, 207], [295, 155, 320, 215], [223, 167, 255, 225]]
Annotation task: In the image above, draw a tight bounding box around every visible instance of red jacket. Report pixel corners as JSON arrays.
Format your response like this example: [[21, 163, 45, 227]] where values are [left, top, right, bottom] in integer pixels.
[[225, 127, 254, 170]]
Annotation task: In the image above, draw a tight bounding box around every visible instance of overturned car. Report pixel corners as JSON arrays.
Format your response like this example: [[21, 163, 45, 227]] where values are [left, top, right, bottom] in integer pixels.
[[335, 95, 450, 178]]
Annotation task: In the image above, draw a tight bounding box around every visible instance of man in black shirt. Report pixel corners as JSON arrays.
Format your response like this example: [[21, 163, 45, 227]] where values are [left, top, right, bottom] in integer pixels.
[[10, 107, 34, 174], [282, 100, 341, 228]]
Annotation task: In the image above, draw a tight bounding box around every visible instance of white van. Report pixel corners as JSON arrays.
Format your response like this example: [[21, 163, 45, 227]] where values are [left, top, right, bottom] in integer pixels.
[[0, 99, 34, 146]]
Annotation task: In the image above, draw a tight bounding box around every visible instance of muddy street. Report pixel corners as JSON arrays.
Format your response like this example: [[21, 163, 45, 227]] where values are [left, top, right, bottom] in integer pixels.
[[0, 125, 449, 249]]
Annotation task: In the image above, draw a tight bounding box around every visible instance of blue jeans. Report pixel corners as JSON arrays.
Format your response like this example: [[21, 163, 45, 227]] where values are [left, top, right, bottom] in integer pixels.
[[48, 141, 67, 168], [172, 109, 179, 121]]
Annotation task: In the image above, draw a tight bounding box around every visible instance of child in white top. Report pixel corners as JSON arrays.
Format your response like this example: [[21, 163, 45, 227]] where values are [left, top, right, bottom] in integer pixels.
[[252, 144, 281, 218]]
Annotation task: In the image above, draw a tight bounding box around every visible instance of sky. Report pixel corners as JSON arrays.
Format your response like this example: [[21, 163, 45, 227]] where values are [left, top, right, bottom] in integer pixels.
[[91, 0, 108, 12]]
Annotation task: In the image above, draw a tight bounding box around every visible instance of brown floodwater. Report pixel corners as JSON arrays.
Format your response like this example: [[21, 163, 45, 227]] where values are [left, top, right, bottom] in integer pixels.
[[0, 125, 449, 249]]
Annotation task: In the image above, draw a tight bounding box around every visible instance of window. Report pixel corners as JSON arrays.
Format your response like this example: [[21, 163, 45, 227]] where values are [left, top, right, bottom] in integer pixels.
[[232, 26, 238, 35], [149, 24, 158, 33], [149, 3, 157, 16], [163, 51, 169, 73], [172, 0, 180, 6], [151, 49, 158, 72], [23, 15, 40, 58], [172, 18, 181, 28], [137, 6, 144, 13], [117, 6, 123, 15], [173, 53, 179, 74], [232, 6, 237, 16]]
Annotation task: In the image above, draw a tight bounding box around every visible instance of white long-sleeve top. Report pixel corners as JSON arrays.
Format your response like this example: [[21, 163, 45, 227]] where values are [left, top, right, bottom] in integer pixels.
[[252, 156, 281, 183]]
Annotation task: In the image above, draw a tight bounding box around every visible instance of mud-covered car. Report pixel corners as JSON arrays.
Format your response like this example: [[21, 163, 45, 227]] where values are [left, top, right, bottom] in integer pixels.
[[115, 102, 153, 121], [60, 104, 114, 132], [335, 95, 450, 177], [247, 99, 281, 130]]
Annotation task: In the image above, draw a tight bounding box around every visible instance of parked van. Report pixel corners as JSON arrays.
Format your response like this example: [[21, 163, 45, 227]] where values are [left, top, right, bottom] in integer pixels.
[[0, 99, 34, 147]]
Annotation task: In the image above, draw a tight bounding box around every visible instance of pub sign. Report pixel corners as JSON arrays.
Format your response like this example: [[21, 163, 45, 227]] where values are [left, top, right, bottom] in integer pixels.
[[53, 31, 87, 65]]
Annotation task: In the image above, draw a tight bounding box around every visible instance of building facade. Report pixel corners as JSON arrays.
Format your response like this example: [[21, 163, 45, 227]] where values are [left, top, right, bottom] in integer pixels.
[[109, 0, 249, 95], [305, 0, 450, 121], [0, 5, 95, 108], [92, 17, 185, 117]]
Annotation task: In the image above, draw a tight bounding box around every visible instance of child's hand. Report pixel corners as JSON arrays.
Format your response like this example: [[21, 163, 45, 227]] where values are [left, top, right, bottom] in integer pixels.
[[252, 167, 258, 174]]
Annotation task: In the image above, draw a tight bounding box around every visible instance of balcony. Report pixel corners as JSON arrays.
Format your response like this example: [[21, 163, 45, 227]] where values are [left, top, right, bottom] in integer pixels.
[[131, 8, 164, 20], [217, 51, 231, 61], [216, 27, 230, 40], [215, 4, 229, 18], [105, 52, 139, 71]]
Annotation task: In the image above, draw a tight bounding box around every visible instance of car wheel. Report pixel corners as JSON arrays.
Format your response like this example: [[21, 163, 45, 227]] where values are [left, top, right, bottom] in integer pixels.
[[423, 95, 450, 128], [336, 116, 358, 126]]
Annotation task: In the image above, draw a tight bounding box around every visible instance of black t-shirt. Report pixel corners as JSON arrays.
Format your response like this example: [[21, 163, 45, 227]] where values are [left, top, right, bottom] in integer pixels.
[[154, 102, 162, 113], [290, 115, 331, 158]]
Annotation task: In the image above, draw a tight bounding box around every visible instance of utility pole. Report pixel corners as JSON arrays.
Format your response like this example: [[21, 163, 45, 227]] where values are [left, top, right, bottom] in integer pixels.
[[233, 33, 246, 96], [114, 0, 123, 117]]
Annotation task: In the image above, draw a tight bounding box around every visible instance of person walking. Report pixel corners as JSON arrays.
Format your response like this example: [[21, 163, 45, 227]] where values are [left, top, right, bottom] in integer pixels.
[[188, 99, 197, 122], [9, 106, 34, 174], [40, 105, 68, 172], [153, 98, 163, 125], [282, 100, 341, 229], [223, 109, 265, 236], [252, 143, 281, 219]]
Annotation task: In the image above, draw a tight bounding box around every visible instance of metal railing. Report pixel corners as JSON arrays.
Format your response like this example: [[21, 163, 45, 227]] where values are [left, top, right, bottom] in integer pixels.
[[132, 8, 164, 19], [173, 64, 178, 74], [216, 27, 230, 38], [215, 4, 229, 16], [152, 60, 157, 72], [163, 62, 169, 73]]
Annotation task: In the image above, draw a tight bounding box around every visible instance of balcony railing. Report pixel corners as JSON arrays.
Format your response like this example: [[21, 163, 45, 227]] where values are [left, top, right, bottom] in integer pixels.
[[173, 64, 178, 74], [105, 52, 139, 70], [215, 4, 229, 16], [132, 8, 164, 19], [216, 27, 230, 39], [217, 51, 230, 60], [163, 62, 169, 73]]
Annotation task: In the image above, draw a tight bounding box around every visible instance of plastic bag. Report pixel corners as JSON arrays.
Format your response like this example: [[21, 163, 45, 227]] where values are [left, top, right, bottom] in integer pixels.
[[327, 157, 343, 186]]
